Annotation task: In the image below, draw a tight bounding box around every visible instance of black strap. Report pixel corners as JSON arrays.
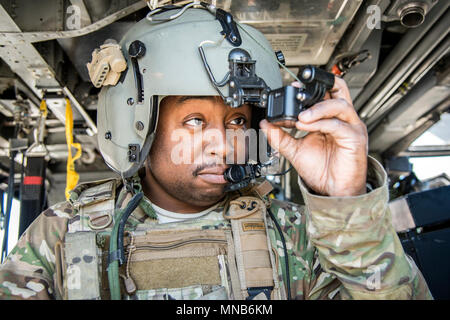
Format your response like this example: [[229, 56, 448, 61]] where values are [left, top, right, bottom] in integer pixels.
[[19, 156, 46, 237], [247, 287, 273, 300]]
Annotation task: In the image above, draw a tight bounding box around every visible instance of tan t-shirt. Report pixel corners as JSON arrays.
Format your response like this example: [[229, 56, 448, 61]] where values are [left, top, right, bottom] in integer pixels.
[[150, 201, 221, 224]]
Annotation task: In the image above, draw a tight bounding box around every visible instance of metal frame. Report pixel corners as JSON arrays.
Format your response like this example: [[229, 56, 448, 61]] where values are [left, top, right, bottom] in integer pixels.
[[0, 4, 97, 135], [358, 8, 450, 120], [0, 1, 146, 44], [354, 0, 449, 113], [400, 145, 450, 157]]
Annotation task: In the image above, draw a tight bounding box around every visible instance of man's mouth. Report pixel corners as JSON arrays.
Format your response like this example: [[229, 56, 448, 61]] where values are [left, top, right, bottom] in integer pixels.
[[195, 166, 228, 184]]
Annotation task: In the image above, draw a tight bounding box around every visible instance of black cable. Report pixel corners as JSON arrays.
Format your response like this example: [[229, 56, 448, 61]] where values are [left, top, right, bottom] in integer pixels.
[[117, 192, 143, 265], [266, 165, 293, 177], [267, 207, 291, 300], [198, 45, 229, 99]]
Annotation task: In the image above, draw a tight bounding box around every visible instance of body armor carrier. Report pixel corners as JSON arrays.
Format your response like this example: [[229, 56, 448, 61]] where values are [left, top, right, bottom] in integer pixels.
[[55, 179, 285, 300]]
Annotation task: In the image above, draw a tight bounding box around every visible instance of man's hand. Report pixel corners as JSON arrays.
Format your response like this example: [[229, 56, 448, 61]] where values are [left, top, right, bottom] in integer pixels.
[[260, 77, 368, 197]]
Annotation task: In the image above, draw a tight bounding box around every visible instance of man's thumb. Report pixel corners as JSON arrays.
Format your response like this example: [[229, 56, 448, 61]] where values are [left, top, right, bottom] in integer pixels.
[[259, 119, 298, 163]]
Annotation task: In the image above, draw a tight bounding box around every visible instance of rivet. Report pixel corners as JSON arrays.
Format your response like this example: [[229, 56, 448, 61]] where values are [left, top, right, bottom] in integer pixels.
[[135, 121, 144, 131]]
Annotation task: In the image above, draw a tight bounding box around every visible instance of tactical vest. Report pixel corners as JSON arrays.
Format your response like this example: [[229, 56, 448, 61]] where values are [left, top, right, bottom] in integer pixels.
[[54, 179, 287, 300]]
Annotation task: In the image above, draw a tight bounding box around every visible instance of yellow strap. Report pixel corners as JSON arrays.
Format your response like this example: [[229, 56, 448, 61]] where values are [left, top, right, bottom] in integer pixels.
[[65, 98, 82, 200], [39, 99, 48, 117]]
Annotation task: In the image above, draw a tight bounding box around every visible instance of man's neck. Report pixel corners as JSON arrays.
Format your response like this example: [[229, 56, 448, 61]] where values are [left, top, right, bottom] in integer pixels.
[[141, 166, 214, 214]]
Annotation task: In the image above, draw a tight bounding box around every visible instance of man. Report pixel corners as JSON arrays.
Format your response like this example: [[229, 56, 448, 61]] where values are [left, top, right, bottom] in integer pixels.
[[0, 5, 431, 300]]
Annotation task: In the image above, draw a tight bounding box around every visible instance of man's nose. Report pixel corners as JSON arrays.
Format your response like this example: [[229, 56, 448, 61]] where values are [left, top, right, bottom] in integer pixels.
[[203, 126, 234, 163]]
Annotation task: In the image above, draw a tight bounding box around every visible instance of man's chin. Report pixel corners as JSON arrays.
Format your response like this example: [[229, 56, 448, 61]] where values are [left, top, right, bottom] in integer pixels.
[[190, 183, 228, 205]]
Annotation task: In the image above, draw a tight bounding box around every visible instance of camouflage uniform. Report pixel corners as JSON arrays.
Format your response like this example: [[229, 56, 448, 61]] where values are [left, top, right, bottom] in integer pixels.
[[0, 156, 432, 300]]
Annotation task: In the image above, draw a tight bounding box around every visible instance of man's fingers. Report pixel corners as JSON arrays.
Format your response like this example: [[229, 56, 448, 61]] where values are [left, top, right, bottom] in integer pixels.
[[298, 98, 360, 125], [259, 119, 298, 162], [268, 119, 297, 129], [295, 118, 354, 139]]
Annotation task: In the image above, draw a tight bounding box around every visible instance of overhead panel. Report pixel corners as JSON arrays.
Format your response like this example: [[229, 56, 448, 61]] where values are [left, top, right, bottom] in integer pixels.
[[221, 0, 363, 66]]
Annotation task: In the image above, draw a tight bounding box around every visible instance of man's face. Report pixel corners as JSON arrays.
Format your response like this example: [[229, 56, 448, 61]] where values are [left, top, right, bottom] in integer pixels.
[[147, 96, 252, 208]]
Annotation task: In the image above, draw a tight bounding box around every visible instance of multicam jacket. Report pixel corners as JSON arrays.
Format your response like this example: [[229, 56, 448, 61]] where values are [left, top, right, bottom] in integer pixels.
[[0, 157, 432, 300]]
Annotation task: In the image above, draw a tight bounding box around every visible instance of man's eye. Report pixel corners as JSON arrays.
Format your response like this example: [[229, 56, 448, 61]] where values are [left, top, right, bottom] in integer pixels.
[[229, 117, 247, 126], [185, 118, 204, 126]]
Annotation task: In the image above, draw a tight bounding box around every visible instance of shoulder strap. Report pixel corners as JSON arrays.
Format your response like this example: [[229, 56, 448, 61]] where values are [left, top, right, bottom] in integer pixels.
[[63, 179, 120, 300], [224, 189, 282, 300], [67, 179, 119, 233], [64, 231, 101, 300]]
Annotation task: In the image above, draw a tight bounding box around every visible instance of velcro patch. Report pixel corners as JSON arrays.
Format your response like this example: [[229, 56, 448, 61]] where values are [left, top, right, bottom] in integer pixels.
[[130, 256, 221, 290], [242, 222, 265, 232]]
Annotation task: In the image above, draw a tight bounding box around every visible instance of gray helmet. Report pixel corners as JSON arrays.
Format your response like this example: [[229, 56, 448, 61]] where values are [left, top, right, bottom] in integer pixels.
[[97, 7, 283, 178]]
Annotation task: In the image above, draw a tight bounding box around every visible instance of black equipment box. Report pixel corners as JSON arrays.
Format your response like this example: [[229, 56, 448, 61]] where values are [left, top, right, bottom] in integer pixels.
[[398, 185, 450, 299]]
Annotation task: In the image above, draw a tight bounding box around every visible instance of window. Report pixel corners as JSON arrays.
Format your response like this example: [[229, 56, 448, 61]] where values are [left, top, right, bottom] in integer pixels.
[[0, 196, 21, 258], [408, 113, 450, 181]]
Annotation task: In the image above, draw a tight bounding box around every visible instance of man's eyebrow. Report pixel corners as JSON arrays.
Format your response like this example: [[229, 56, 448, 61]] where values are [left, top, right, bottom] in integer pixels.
[[177, 96, 216, 104]]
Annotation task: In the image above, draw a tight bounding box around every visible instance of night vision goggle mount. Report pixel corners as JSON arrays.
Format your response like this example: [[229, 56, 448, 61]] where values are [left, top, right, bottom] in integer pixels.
[[213, 49, 335, 192], [226, 48, 270, 108], [224, 48, 335, 120], [201, 46, 335, 122]]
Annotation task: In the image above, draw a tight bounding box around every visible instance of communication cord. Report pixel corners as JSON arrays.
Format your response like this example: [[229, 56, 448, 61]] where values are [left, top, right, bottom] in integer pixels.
[[267, 207, 292, 300], [107, 191, 143, 300]]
